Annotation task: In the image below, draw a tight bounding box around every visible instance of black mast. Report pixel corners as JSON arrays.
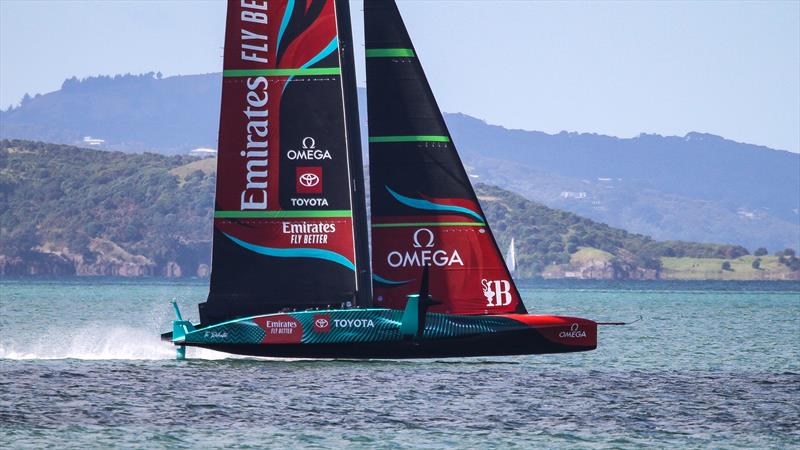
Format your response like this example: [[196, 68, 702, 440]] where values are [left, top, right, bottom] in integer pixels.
[[336, 0, 372, 307]]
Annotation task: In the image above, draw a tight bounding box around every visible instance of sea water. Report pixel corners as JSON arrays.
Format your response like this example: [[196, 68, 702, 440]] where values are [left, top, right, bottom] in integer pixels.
[[1, 279, 798, 448]]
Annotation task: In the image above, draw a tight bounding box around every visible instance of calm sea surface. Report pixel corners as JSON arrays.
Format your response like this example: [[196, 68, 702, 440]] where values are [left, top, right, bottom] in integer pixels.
[[1, 279, 798, 449]]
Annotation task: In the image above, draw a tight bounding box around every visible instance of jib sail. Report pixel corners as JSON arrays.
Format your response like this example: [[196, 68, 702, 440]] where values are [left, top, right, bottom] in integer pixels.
[[201, 0, 369, 325], [365, 0, 526, 315]]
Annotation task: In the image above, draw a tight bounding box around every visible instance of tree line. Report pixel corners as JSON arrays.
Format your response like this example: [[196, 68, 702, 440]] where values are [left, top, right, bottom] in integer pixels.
[[2, 140, 784, 278]]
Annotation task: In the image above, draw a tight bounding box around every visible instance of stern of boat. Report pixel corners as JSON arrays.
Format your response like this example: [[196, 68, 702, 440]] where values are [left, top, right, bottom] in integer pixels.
[[502, 315, 597, 352]]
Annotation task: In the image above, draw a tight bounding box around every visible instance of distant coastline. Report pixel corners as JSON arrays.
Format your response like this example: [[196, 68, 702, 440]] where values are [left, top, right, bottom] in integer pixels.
[[2, 140, 798, 282], [2, 277, 799, 292], [1, 73, 797, 253], [2, 254, 798, 282]]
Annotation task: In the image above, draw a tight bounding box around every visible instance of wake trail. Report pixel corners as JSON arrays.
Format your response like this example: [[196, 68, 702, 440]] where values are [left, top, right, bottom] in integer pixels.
[[0, 323, 236, 361]]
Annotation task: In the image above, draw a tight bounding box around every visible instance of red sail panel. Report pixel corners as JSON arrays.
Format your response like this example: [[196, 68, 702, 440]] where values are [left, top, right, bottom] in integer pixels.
[[202, 0, 365, 325], [365, 0, 525, 315], [372, 218, 522, 315]]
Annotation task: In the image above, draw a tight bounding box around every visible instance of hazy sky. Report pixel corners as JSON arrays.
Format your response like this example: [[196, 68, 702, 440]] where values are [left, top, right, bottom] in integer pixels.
[[1, 0, 798, 152]]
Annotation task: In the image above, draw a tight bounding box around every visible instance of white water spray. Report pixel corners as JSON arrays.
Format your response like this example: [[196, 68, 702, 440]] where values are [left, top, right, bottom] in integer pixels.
[[0, 323, 236, 360]]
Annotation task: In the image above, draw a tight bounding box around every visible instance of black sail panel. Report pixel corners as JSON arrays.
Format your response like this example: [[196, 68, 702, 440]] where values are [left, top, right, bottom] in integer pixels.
[[365, 0, 526, 315], [200, 0, 368, 325]]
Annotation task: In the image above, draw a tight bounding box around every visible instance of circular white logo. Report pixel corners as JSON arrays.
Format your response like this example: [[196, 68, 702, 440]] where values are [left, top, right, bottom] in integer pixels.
[[299, 173, 320, 187], [570, 323, 579, 332], [315, 318, 328, 328], [302, 136, 316, 149]]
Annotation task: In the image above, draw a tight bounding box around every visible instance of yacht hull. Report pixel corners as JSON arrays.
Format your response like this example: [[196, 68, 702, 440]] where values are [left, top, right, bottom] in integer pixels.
[[163, 308, 596, 359]]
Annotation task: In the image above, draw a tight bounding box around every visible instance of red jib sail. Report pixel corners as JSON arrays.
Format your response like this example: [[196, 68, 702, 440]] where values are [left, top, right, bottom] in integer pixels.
[[365, 0, 526, 315], [200, 0, 369, 325]]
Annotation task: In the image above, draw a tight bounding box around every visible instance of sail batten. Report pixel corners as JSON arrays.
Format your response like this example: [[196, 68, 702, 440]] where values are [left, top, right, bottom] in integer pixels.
[[365, 48, 416, 58], [214, 210, 352, 218], [369, 135, 450, 143], [365, 0, 526, 315], [223, 68, 341, 77]]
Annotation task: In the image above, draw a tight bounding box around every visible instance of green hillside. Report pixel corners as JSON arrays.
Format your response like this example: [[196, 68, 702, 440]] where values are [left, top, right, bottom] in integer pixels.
[[1, 140, 797, 280], [661, 255, 798, 280], [475, 185, 780, 280], [3, 73, 798, 252], [1, 140, 214, 275]]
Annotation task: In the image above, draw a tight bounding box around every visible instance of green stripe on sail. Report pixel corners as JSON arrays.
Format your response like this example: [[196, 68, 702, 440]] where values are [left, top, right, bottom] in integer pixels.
[[223, 68, 341, 77], [368, 135, 450, 143], [366, 48, 416, 58], [371, 222, 485, 228], [215, 210, 352, 219]]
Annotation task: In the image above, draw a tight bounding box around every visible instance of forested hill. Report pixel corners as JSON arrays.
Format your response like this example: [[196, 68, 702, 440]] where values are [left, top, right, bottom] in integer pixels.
[[1, 73, 797, 252], [3, 140, 797, 280]]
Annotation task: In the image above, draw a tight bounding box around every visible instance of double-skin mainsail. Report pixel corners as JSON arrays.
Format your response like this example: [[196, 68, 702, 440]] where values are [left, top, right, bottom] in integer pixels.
[[200, 0, 370, 325], [365, 0, 526, 315], [164, 0, 603, 360]]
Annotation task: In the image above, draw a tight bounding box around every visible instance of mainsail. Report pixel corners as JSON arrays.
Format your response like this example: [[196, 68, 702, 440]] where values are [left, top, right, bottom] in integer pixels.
[[365, 0, 526, 315], [200, 0, 369, 325]]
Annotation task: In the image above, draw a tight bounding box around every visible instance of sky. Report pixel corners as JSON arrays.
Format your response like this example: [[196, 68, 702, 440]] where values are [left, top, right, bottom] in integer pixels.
[[1, 0, 798, 152]]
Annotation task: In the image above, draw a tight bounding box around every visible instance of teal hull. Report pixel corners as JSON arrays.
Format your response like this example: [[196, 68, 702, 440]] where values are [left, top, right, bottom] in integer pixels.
[[162, 308, 597, 359]]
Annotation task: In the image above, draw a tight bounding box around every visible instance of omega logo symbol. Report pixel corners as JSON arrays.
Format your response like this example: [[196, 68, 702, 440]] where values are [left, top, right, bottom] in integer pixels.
[[302, 136, 316, 149], [412, 228, 435, 248], [558, 322, 587, 338]]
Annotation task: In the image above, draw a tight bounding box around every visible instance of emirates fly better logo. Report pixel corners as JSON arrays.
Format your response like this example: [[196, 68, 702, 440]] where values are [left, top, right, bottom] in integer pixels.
[[296, 167, 323, 193]]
